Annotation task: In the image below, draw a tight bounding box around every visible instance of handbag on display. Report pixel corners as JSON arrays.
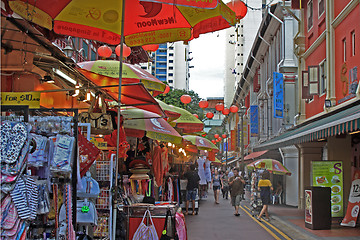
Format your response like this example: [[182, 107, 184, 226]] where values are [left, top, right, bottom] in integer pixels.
[[132, 210, 159, 240], [77, 172, 100, 198], [59, 199, 98, 226], [78, 132, 100, 177], [160, 209, 178, 240], [78, 95, 114, 135]]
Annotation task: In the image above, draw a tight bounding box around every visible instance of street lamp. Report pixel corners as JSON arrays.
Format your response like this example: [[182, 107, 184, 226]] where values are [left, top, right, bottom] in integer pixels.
[[238, 106, 247, 172]]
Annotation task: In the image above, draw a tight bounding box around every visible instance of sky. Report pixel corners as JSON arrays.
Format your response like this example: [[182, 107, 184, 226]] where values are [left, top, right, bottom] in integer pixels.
[[188, 30, 227, 100]]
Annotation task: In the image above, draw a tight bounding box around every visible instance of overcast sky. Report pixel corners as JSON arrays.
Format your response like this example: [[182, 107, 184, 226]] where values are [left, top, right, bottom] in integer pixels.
[[188, 30, 227, 100]]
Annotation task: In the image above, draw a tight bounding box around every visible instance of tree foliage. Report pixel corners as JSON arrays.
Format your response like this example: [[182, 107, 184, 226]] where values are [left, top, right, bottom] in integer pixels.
[[156, 88, 203, 117]]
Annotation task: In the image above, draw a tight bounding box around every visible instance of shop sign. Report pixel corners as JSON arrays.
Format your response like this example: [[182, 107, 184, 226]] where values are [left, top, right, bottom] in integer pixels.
[[1, 92, 40, 108], [341, 169, 360, 227], [230, 129, 236, 151], [250, 105, 259, 137], [312, 161, 344, 217], [273, 72, 284, 118], [305, 190, 313, 224], [338, 65, 358, 104], [90, 138, 107, 150]]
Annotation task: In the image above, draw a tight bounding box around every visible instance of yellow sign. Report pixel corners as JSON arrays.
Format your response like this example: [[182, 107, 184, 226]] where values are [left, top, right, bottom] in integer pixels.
[[1, 92, 40, 108], [90, 138, 108, 150]]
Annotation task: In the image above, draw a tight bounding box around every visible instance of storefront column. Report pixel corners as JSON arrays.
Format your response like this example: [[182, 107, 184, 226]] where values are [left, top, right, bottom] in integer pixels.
[[280, 146, 299, 207], [326, 135, 352, 207], [297, 142, 325, 209]]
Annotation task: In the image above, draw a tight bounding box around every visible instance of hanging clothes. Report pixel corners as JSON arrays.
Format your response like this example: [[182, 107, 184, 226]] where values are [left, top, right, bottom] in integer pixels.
[[152, 141, 163, 187], [161, 146, 169, 176], [197, 157, 207, 185], [167, 177, 173, 202], [204, 159, 212, 183]]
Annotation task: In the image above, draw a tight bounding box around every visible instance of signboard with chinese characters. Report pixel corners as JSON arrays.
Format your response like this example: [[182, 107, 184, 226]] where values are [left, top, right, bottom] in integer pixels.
[[273, 72, 284, 118], [250, 105, 259, 137], [230, 129, 236, 151], [312, 161, 344, 217], [1, 92, 40, 108]]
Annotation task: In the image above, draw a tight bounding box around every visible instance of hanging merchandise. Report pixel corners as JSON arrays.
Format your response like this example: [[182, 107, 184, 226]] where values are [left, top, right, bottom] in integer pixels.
[[77, 172, 101, 198], [175, 212, 187, 240], [78, 95, 114, 135], [78, 131, 101, 178], [36, 180, 51, 215], [50, 134, 75, 173], [132, 210, 159, 240]]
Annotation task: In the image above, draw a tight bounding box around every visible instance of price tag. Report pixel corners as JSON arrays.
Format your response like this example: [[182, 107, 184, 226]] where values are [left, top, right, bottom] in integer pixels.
[[1, 92, 40, 108]]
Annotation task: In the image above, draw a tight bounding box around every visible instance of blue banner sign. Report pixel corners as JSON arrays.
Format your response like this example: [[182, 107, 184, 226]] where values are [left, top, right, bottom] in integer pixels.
[[223, 141, 228, 151], [273, 72, 284, 118], [250, 105, 259, 137]]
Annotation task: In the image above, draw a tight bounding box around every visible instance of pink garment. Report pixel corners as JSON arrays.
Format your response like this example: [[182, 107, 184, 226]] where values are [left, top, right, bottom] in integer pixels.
[[175, 212, 187, 240], [161, 146, 169, 175], [152, 144, 163, 187]]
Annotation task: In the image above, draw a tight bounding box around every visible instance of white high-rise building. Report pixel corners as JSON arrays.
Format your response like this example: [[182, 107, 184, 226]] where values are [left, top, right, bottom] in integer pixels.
[[140, 42, 191, 90]]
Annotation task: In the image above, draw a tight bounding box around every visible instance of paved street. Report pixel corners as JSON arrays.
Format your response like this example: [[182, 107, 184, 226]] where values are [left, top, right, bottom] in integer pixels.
[[185, 191, 281, 240]]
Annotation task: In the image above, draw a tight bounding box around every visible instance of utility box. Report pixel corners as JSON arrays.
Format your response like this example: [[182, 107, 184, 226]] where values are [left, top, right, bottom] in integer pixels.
[[305, 187, 331, 230]]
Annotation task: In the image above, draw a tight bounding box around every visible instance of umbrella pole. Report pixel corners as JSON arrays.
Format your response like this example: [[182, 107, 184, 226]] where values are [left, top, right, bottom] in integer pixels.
[[113, 0, 126, 239]]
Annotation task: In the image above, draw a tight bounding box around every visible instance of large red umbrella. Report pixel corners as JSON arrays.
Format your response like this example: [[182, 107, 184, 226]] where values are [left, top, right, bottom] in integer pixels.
[[8, 0, 237, 46]]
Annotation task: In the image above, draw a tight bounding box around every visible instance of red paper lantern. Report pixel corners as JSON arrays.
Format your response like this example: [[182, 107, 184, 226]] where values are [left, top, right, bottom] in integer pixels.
[[216, 139, 220, 142], [222, 108, 230, 115], [202, 133, 207, 137], [199, 100, 209, 109], [142, 44, 159, 52], [180, 94, 191, 104], [227, 0, 248, 20], [230, 105, 239, 113], [115, 44, 131, 57], [215, 103, 224, 111], [98, 45, 112, 58], [163, 85, 170, 95], [217, 137, 222, 141], [211, 140, 216, 144], [214, 134, 219, 139], [193, 114, 199, 118], [206, 112, 214, 119], [222, 134, 227, 139]]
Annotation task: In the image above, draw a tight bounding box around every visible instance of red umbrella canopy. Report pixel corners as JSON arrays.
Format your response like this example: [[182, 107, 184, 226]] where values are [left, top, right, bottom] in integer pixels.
[[9, 0, 237, 46], [78, 60, 166, 96]]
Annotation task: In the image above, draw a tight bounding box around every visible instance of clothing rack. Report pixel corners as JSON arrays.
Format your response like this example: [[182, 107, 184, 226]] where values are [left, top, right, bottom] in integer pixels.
[[1, 105, 29, 122]]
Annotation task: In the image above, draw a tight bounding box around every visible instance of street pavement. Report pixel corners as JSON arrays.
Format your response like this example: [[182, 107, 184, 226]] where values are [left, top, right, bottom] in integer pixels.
[[185, 191, 281, 240]]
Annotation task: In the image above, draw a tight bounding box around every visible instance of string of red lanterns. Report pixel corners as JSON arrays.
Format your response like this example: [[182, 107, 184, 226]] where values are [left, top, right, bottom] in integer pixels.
[[199, 100, 209, 109], [142, 44, 159, 52], [193, 114, 199, 118], [214, 134, 219, 139], [222, 134, 227, 138], [215, 103, 224, 111], [180, 94, 191, 104], [206, 112, 214, 119], [222, 108, 230, 115], [229, 105, 239, 113], [98, 44, 132, 58]]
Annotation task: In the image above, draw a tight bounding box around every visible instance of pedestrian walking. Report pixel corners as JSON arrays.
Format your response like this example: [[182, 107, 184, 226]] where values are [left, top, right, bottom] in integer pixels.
[[228, 168, 245, 216], [257, 170, 273, 221], [221, 170, 230, 199], [184, 164, 200, 215], [211, 169, 222, 204]]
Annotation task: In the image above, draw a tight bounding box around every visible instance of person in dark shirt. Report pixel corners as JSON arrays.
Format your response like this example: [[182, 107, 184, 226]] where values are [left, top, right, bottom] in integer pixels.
[[183, 164, 200, 215]]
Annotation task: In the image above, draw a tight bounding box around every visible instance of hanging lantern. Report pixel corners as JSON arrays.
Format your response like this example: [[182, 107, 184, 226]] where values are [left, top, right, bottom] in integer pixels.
[[217, 137, 222, 141], [222, 134, 227, 139], [98, 45, 112, 58], [199, 100, 209, 109], [202, 133, 207, 137], [142, 44, 159, 52], [206, 112, 214, 119], [115, 44, 131, 57], [222, 108, 230, 115], [193, 114, 199, 118], [214, 134, 219, 139], [215, 103, 224, 111], [230, 105, 239, 113], [216, 139, 220, 142], [180, 94, 191, 104], [227, 0, 248, 20], [163, 85, 170, 95], [211, 140, 216, 144]]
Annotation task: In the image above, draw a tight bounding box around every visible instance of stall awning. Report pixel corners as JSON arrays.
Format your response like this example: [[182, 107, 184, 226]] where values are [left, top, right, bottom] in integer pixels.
[[254, 103, 360, 151], [244, 150, 268, 160]]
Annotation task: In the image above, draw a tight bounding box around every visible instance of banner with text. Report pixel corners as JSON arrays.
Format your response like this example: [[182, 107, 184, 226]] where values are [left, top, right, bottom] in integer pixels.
[[250, 105, 259, 137], [341, 169, 360, 227], [1, 92, 40, 108], [273, 72, 284, 118]]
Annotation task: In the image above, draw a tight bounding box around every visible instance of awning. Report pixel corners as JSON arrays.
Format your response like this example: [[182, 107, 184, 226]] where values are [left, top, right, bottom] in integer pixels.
[[244, 150, 268, 160], [254, 103, 360, 151], [227, 158, 239, 165]]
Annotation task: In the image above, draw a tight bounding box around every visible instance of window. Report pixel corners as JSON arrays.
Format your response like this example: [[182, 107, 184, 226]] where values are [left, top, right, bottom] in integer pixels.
[[168, 73, 173, 76], [343, 38, 347, 62], [307, 0, 313, 31], [169, 53, 174, 56], [308, 66, 320, 95], [351, 31, 356, 56], [168, 80, 173, 83], [318, 0, 325, 18], [91, 50, 96, 61], [169, 66, 173, 70], [169, 47, 174, 50], [319, 60, 327, 95], [169, 60, 173, 63], [82, 41, 88, 59]]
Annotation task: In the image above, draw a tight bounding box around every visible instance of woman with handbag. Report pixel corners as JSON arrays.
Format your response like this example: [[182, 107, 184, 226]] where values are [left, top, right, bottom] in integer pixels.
[[257, 170, 273, 221]]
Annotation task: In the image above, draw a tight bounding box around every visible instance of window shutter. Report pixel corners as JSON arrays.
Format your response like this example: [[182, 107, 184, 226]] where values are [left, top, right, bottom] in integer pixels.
[[302, 70, 311, 99], [308, 65, 320, 96]]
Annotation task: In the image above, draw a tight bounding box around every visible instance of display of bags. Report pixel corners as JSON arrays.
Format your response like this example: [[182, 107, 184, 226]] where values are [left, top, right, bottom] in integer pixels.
[[132, 210, 158, 240], [77, 172, 100, 198], [160, 209, 174, 240], [78, 95, 114, 135], [78, 131, 101, 177]]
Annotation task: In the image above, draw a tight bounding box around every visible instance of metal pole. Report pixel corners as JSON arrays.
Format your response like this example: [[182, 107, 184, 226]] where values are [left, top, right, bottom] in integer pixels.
[[113, 0, 126, 239]]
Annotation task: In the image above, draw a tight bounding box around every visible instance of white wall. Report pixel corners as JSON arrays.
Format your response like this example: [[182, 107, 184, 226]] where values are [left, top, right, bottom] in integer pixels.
[[281, 146, 299, 207]]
